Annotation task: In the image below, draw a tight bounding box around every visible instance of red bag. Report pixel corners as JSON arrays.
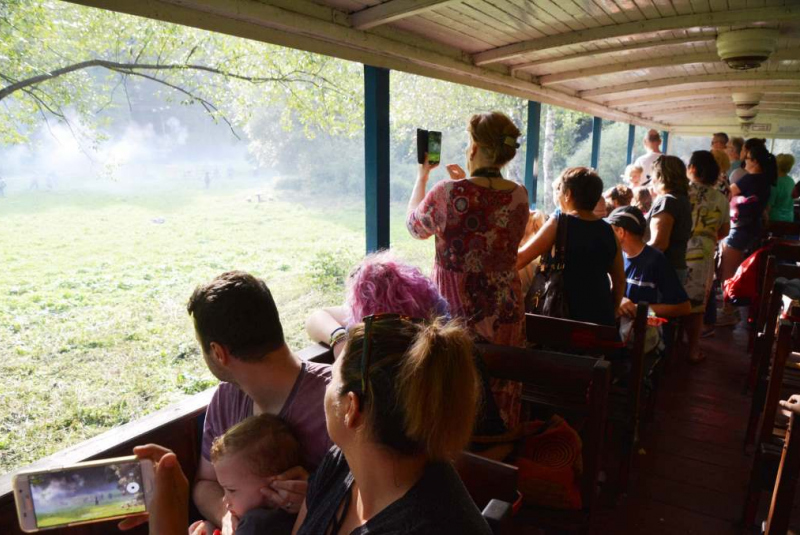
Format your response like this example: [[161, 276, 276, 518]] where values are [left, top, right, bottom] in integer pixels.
[[723, 246, 770, 304]]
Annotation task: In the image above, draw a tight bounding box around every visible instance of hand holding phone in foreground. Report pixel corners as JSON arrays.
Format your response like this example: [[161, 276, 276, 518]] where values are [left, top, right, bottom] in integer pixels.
[[446, 164, 466, 180]]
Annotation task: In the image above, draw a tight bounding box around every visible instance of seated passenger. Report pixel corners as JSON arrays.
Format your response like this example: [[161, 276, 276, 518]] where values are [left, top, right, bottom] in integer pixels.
[[189, 414, 302, 535], [135, 318, 493, 535], [608, 206, 691, 321], [305, 252, 507, 441], [188, 271, 331, 532], [633, 186, 652, 214], [604, 184, 633, 211]]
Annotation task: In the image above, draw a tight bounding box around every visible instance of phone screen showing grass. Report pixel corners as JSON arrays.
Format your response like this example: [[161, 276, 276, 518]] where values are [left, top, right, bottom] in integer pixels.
[[427, 131, 442, 165], [29, 460, 145, 528]]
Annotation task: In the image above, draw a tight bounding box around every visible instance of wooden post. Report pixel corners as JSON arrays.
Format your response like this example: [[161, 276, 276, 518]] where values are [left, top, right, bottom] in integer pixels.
[[525, 101, 541, 208], [591, 116, 602, 170], [364, 65, 390, 253], [661, 130, 670, 154], [626, 124, 635, 165]]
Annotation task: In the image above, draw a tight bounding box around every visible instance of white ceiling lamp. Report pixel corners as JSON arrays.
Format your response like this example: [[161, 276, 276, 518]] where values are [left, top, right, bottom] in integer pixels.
[[732, 92, 763, 110], [736, 108, 759, 122], [717, 28, 779, 70]]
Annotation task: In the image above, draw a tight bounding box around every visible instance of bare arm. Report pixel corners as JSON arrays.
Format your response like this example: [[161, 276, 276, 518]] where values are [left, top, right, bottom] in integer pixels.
[[650, 301, 691, 318], [291, 500, 309, 535], [305, 306, 347, 344], [407, 159, 438, 216], [729, 183, 741, 197], [718, 221, 730, 240], [516, 216, 558, 270], [609, 236, 625, 311], [648, 211, 674, 252], [192, 458, 227, 527]]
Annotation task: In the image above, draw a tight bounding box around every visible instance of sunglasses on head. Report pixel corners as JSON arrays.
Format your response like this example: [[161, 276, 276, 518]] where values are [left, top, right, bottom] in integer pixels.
[[359, 313, 423, 401]]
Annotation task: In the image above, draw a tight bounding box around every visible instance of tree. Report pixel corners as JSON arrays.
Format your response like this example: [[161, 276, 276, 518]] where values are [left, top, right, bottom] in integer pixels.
[[0, 0, 361, 146]]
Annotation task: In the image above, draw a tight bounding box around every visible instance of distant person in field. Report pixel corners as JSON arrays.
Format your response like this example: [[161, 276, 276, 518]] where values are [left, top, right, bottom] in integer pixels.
[[187, 271, 331, 535], [204, 171, 211, 190], [0, 177, 6, 197], [188, 414, 302, 535]]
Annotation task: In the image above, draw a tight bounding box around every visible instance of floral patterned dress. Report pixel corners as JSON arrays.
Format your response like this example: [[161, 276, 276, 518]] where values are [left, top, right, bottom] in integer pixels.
[[685, 182, 730, 313], [407, 179, 529, 428]]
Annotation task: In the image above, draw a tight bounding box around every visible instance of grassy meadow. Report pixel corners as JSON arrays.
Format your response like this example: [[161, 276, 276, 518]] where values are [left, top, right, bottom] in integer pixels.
[[0, 183, 434, 474]]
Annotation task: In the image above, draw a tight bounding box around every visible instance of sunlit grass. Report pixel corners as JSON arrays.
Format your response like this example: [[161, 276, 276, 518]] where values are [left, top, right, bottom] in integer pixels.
[[0, 185, 434, 473]]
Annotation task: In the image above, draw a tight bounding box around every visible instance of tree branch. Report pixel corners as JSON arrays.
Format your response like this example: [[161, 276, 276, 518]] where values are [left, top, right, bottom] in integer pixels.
[[0, 60, 328, 102]]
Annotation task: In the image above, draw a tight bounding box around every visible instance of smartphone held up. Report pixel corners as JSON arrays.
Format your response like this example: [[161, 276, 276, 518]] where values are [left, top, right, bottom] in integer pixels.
[[13, 456, 154, 532], [416, 129, 442, 166]]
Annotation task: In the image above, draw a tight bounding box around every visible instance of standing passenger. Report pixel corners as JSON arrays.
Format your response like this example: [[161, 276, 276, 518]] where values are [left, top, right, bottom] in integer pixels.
[[647, 155, 693, 283], [406, 111, 529, 427], [768, 154, 795, 222], [633, 129, 664, 182]]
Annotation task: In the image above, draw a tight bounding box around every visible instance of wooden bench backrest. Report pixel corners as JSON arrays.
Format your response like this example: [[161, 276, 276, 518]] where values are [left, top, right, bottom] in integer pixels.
[[476, 343, 611, 513], [756, 247, 800, 335], [525, 313, 622, 356], [758, 319, 795, 448], [455, 452, 519, 509]]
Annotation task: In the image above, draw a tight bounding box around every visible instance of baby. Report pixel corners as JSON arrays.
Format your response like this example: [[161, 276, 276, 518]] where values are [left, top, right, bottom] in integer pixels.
[[189, 414, 302, 535], [623, 164, 645, 188]]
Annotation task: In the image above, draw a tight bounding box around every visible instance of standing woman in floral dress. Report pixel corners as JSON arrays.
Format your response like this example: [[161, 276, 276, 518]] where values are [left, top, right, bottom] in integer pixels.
[[406, 111, 529, 429]]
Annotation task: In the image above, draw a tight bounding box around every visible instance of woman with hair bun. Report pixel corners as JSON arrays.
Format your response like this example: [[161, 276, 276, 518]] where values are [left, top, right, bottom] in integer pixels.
[[647, 155, 693, 281], [407, 111, 529, 428], [295, 316, 492, 534]]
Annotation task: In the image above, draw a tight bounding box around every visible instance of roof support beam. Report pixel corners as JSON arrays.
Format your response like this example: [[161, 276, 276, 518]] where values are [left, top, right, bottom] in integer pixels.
[[581, 73, 800, 99], [601, 86, 800, 107], [63, 0, 667, 129], [473, 5, 800, 66], [510, 36, 715, 73], [540, 50, 800, 86], [543, 50, 800, 86], [540, 52, 717, 86], [350, 0, 459, 30]]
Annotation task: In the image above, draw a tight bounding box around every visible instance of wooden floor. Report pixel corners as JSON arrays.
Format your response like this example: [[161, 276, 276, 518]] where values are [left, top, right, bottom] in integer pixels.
[[592, 320, 764, 534]]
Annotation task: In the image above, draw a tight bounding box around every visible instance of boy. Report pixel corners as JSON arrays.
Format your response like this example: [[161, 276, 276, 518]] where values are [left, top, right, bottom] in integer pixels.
[[608, 206, 690, 318], [189, 414, 302, 535]]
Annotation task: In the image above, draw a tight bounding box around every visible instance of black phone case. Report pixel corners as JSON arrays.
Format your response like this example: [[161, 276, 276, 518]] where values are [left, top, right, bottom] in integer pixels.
[[417, 128, 429, 164]]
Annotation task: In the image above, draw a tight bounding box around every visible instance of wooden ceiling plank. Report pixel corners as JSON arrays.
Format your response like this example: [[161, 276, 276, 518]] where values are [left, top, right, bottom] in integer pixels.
[[442, 3, 535, 43], [590, 0, 634, 24], [472, 5, 800, 65], [633, 0, 663, 18], [581, 72, 800, 98], [510, 35, 716, 72], [465, 0, 551, 38], [688, 0, 712, 14], [565, 0, 617, 25], [421, 10, 509, 47], [650, 0, 678, 16], [527, 0, 589, 31], [349, 0, 459, 30], [405, 12, 501, 50], [539, 51, 719, 85]]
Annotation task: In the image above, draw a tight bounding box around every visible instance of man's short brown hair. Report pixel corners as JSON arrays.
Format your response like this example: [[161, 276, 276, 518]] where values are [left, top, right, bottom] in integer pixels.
[[210, 414, 302, 477], [187, 271, 284, 361]]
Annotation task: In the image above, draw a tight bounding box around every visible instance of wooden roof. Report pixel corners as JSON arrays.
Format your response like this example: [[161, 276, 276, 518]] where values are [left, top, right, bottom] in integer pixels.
[[68, 0, 800, 138]]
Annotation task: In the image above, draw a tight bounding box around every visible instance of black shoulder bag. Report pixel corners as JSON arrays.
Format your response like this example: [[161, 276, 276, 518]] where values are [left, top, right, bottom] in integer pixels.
[[525, 212, 569, 318]]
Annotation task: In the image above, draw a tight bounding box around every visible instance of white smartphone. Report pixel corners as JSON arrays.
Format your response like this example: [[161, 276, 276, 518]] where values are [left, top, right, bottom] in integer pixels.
[[12, 455, 155, 533]]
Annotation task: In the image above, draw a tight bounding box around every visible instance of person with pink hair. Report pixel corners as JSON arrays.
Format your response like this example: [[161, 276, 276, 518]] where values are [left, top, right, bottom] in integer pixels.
[[305, 251, 508, 443]]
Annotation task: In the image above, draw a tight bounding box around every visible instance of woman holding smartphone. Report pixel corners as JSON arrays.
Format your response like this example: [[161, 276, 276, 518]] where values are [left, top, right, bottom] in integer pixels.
[[406, 111, 528, 429]]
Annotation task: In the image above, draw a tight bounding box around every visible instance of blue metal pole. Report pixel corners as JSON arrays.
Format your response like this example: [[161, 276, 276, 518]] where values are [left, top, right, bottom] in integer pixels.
[[524, 101, 541, 208], [661, 130, 669, 154], [364, 65, 390, 253], [626, 124, 635, 165], [591, 117, 602, 170]]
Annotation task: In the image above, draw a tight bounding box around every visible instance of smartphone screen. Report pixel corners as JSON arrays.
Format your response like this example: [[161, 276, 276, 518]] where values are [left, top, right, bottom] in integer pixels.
[[427, 131, 442, 165], [28, 459, 146, 529]]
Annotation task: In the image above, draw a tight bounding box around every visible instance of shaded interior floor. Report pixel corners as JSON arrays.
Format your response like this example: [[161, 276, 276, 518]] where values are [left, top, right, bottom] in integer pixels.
[[592, 322, 760, 534]]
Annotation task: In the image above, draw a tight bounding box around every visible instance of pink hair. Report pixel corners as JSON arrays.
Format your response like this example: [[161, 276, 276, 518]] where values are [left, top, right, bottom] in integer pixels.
[[345, 251, 450, 325]]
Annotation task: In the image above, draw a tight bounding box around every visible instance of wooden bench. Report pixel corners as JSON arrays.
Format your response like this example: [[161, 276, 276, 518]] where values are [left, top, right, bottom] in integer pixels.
[[456, 452, 519, 535], [743, 317, 795, 526], [763, 400, 800, 534], [525, 308, 649, 493], [477, 343, 611, 534], [746, 267, 800, 446]]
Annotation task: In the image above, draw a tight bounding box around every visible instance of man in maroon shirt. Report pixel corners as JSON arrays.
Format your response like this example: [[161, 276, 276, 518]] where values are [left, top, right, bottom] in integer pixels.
[[187, 271, 331, 535]]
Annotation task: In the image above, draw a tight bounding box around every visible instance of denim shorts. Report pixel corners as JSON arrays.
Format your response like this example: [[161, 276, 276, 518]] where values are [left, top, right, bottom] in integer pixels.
[[725, 226, 759, 252]]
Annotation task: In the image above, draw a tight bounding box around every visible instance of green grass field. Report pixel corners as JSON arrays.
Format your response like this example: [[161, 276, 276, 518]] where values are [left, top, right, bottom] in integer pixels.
[[36, 501, 145, 528], [0, 184, 434, 474]]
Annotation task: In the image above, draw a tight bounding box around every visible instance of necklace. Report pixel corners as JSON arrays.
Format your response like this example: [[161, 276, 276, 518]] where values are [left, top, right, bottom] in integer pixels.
[[470, 167, 504, 190]]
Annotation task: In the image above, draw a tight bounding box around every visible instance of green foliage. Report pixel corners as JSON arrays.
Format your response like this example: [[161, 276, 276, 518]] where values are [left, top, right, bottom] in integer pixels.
[[308, 249, 359, 292]]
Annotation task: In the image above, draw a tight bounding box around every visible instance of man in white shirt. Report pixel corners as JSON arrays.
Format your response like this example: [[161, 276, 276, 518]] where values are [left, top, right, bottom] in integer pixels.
[[633, 129, 663, 183]]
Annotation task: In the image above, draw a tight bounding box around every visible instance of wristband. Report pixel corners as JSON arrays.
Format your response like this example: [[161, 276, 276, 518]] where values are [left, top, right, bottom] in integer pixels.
[[329, 326, 346, 347]]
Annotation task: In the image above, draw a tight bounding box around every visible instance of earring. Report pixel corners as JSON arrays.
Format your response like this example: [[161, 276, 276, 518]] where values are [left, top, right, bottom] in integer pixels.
[[344, 416, 350, 426]]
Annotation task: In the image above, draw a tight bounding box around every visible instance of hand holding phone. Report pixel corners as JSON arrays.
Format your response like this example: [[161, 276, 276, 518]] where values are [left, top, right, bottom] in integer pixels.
[[417, 129, 442, 166]]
